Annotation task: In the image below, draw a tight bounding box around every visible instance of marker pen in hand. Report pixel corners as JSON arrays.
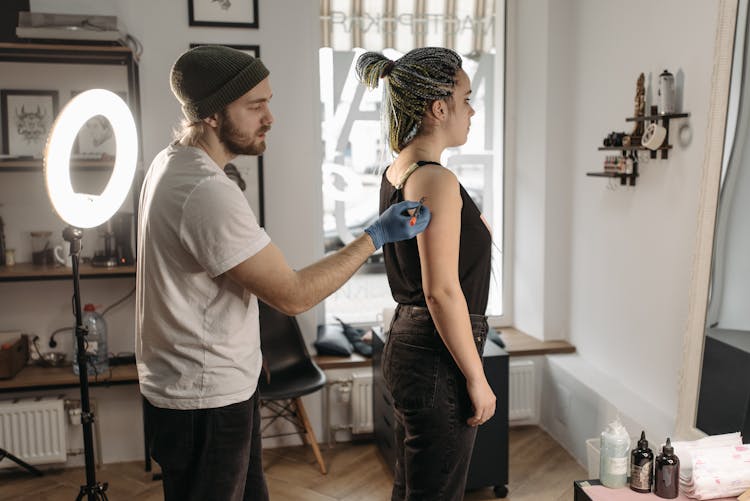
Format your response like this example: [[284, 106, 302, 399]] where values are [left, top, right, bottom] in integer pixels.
[[409, 197, 426, 226]]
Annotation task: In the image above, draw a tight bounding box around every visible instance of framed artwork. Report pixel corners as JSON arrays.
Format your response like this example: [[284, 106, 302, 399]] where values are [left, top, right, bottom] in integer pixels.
[[71, 90, 128, 158], [188, 0, 259, 28], [189, 43, 259, 58], [1, 89, 59, 157]]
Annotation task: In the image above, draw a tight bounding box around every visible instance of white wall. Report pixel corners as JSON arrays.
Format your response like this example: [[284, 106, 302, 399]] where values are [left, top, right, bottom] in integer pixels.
[[0, 0, 323, 464], [510, 0, 719, 465]]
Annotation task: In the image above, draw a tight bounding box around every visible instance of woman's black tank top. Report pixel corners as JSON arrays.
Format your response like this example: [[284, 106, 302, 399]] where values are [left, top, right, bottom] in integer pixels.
[[379, 161, 492, 315]]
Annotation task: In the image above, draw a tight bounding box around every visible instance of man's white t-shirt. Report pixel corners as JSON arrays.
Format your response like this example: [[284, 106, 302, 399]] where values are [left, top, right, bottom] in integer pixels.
[[136, 144, 270, 409]]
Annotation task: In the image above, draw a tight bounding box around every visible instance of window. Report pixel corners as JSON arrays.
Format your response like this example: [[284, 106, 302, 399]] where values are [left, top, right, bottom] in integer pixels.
[[320, 0, 504, 324]]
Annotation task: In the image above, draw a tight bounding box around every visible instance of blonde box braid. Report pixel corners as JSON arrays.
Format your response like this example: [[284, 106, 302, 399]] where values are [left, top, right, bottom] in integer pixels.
[[356, 47, 462, 153]]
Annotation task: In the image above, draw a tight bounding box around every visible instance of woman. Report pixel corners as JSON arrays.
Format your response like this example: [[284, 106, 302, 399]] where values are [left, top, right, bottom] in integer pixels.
[[357, 47, 496, 500]]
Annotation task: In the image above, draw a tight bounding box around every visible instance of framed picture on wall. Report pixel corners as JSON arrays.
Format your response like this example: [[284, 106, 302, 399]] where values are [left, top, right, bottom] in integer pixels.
[[188, 0, 259, 28], [1, 89, 59, 157], [70, 90, 128, 158]]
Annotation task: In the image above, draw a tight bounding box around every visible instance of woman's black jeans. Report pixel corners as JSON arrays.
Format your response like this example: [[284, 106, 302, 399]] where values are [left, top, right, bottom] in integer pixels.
[[383, 304, 488, 501]]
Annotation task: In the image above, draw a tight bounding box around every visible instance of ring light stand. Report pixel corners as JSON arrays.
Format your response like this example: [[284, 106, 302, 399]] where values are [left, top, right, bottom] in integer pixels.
[[44, 89, 138, 501]]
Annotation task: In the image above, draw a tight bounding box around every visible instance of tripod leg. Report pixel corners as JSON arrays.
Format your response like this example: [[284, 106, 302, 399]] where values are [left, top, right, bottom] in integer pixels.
[[0, 448, 43, 477]]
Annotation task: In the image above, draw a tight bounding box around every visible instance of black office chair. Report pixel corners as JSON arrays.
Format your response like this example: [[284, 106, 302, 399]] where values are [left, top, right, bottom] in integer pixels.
[[257, 301, 328, 474]]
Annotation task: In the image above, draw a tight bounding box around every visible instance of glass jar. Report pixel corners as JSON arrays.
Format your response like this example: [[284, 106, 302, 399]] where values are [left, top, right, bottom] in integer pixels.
[[30, 231, 54, 266]]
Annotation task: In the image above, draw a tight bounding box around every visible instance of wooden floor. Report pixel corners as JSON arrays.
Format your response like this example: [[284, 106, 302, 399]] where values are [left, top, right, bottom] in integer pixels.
[[0, 426, 585, 500]]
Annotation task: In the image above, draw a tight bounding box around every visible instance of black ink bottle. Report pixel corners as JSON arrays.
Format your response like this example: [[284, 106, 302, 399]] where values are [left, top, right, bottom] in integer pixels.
[[654, 437, 680, 499], [630, 430, 654, 493]]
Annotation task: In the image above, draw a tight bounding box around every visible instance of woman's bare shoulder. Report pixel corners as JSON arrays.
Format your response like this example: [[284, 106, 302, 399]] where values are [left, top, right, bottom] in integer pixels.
[[403, 164, 460, 204], [409, 163, 458, 188]]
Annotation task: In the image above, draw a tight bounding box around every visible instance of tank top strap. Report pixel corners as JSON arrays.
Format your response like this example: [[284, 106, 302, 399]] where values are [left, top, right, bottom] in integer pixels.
[[394, 160, 442, 190]]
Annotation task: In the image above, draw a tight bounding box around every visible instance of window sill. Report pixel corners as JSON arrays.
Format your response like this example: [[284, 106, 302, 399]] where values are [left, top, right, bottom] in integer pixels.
[[498, 327, 576, 357]]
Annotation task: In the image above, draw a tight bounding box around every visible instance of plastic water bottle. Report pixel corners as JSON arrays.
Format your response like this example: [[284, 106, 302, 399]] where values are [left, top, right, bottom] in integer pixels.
[[73, 304, 109, 376]]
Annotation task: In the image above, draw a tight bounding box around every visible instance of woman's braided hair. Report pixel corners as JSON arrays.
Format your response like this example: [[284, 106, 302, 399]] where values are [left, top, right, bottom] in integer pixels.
[[356, 47, 462, 153]]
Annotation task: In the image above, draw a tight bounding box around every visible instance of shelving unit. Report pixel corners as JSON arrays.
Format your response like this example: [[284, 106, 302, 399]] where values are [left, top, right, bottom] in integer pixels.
[[587, 109, 689, 186], [0, 42, 142, 279]]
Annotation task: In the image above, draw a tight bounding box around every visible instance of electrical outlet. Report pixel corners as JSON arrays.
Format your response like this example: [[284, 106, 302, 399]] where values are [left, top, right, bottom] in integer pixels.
[[68, 407, 81, 425]]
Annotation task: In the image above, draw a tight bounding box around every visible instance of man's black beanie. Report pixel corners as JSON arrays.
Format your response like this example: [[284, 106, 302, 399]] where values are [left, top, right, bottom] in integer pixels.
[[170, 45, 270, 122]]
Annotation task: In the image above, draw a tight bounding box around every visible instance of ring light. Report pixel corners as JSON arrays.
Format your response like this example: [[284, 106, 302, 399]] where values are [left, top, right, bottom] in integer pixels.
[[44, 89, 137, 228]]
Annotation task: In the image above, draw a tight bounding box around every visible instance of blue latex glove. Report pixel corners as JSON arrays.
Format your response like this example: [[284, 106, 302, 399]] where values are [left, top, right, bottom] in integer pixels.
[[364, 200, 431, 250]]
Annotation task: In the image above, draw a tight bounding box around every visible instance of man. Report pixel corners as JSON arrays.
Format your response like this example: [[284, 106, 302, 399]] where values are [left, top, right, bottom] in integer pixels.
[[135, 45, 429, 501]]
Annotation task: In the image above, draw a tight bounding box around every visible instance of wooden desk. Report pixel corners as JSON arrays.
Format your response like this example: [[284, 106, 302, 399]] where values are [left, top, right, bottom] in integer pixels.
[[0, 364, 138, 393]]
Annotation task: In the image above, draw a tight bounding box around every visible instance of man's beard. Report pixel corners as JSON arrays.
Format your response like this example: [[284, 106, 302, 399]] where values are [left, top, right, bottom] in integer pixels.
[[218, 109, 270, 156]]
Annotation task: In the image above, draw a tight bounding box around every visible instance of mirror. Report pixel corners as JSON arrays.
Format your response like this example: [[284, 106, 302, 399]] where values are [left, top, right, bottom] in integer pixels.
[[695, 0, 750, 442], [677, 0, 749, 440]]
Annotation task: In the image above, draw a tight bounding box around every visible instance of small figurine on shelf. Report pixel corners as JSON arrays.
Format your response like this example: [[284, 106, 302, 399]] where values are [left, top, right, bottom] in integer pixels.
[[630, 72, 646, 141]]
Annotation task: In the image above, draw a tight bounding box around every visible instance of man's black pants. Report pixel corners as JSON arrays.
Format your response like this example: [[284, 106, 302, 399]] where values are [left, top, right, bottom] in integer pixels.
[[143, 391, 268, 501]]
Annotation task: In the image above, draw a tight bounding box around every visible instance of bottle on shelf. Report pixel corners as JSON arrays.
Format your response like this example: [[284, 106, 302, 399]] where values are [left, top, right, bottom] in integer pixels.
[[630, 430, 654, 493], [73, 303, 109, 376]]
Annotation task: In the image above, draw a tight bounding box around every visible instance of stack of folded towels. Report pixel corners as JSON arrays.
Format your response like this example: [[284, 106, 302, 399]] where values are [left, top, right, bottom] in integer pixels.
[[671, 432, 750, 499]]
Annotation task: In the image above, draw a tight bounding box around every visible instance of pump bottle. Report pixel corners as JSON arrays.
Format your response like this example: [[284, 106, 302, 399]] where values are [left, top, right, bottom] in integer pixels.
[[654, 437, 680, 499], [630, 430, 654, 493]]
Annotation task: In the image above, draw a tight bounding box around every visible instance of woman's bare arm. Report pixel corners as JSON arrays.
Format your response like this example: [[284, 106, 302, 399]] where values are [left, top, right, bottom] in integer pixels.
[[405, 166, 496, 426]]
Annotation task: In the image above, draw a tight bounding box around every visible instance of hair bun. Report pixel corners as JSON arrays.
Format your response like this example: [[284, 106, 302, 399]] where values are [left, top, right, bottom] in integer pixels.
[[380, 60, 395, 78]]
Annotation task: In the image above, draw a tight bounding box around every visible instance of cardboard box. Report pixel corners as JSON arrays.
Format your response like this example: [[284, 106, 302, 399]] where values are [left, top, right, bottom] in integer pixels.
[[0, 333, 29, 379]]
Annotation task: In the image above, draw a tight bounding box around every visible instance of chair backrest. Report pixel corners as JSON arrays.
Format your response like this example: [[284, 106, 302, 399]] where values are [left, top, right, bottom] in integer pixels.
[[258, 300, 312, 375]]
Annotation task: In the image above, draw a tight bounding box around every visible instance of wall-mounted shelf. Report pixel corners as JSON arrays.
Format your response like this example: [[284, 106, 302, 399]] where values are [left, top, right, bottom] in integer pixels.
[[597, 145, 672, 152], [0, 263, 135, 282], [586, 171, 638, 183], [588, 108, 689, 186], [626, 112, 689, 121], [587, 150, 639, 186], [0, 158, 115, 172]]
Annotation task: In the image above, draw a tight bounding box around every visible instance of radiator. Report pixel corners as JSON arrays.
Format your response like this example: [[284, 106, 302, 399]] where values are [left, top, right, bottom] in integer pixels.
[[350, 373, 374, 434], [508, 360, 538, 423], [0, 397, 67, 468]]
